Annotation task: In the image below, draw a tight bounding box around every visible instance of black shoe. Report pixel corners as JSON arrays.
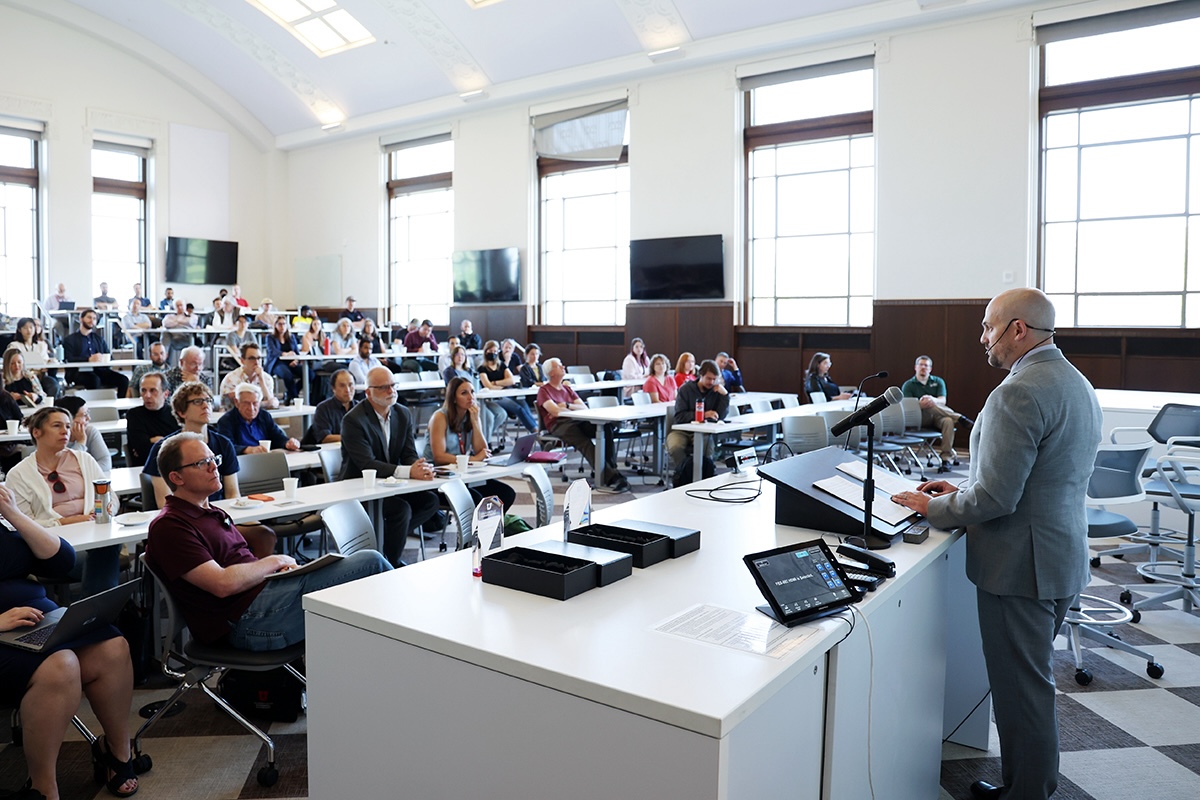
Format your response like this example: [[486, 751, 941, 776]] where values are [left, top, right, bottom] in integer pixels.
[[969, 780, 1001, 799], [958, 415, 975, 428], [939, 460, 952, 473]]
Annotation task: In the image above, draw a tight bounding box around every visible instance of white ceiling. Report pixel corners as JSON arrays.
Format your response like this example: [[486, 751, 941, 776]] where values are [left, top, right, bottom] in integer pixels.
[[31, 0, 1016, 144]]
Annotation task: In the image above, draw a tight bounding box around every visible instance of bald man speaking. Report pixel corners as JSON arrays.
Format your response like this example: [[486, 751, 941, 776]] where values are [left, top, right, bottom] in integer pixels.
[[893, 288, 1102, 800]]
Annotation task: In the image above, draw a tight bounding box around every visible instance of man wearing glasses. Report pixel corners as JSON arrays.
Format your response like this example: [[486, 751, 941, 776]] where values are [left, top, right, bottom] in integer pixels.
[[341, 366, 440, 568], [146, 432, 391, 651], [220, 343, 279, 410], [215, 383, 300, 456]]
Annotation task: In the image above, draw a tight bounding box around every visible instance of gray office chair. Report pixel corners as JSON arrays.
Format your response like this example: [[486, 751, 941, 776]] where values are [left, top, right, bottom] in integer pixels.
[[878, 403, 926, 479], [440, 477, 478, 550], [781, 415, 829, 454], [65, 387, 117, 402], [780, 395, 800, 409], [523, 464, 555, 528], [1063, 443, 1164, 685], [806, 390, 827, 404], [237, 450, 324, 555], [136, 555, 304, 787], [1121, 450, 1200, 622], [818, 409, 862, 452], [565, 365, 592, 375], [899, 397, 944, 468], [317, 446, 343, 485], [321, 500, 377, 556]]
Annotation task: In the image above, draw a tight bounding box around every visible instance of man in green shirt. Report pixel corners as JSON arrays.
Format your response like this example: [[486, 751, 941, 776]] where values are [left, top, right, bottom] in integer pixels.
[[900, 355, 971, 472]]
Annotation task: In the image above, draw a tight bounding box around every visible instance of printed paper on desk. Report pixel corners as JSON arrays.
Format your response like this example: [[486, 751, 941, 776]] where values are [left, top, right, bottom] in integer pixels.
[[654, 604, 820, 658]]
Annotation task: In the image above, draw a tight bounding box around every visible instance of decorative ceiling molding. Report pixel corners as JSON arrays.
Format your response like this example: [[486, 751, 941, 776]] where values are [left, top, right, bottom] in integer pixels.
[[87, 108, 164, 140], [613, 0, 692, 51], [374, 0, 491, 92], [163, 0, 345, 124], [0, 92, 53, 123]]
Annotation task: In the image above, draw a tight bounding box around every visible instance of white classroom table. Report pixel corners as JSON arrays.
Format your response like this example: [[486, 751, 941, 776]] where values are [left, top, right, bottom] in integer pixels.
[[107, 442, 340, 497], [302, 466, 987, 799], [557, 401, 673, 480]]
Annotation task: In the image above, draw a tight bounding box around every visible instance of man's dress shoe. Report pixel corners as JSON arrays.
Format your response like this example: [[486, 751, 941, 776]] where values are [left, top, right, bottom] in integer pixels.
[[969, 780, 1001, 799]]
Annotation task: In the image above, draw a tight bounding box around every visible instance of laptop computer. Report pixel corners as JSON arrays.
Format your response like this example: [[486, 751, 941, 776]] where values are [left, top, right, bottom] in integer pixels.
[[485, 434, 538, 466], [57, 300, 76, 311], [743, 539, 859, 627], [0, 579, 139, 653]]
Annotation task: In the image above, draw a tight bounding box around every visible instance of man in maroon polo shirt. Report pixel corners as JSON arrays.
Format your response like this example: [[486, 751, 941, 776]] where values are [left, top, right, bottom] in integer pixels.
[[145, 433, 390, 650]]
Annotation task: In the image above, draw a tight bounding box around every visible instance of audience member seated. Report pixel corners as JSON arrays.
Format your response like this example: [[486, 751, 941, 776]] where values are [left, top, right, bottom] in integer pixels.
[[715, 352, 744, 393], [219, 343, 278, 410], [229, 284, 249, 309], [4, 350, 45, 407], [164, 346, 212, 395], [92, 282, 117, 310], [303, 369, 356, 445], [642, 353, 677, 403], [537, 358, 628, 494], [672, 352, 697, 389], [129, 341, 169, 396], [157, 287, 175, 311], [5, 317, 57, 398], [120, 298, 153, 358], [141, 382, 274, 557], [125, 372, 179, 468], [7, 408, 119, 597], [223, 315, 256, 372], [211, 297, 238, 328], [127, 282, 151, 311], [437, 336, 459, 374], [43, 282, 71, 311], [443, 345, 505, 442], [401, 319, 439, 372], [458, 319, 482, 352], [622, 338, 650, 398], [0, 390, 23, 476], [160, 300, 199, 365], [292, 305, 317, 328], [265, 317, 304, 403], [901, 354, 971, 472], [146, 433, 391, 652], [215, 383, 299, 456], [56, 395, 112, 474], [329, 318, 357, 356], [667, 359, 730, 484], [423, 377, 516, 511], [480, 339, 537, 434], [519, 343, 547, 388], [805, 352, 851, 401], [347, 338, 383, 389], [300, 319, 326, 358], [342, 296, 364, 328], [61, 308, 129, 397], [341, 366, 442, 568], [251, 298, 279, 331], [500, 338, 523, 375], [0, 486, 139, 800]]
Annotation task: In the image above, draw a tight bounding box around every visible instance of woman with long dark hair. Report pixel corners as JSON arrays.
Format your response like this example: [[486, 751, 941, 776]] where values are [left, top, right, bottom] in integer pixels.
[[805, 352, 852, 401], [264, 316, 304, 403], [423, 376, 516, 510], [621, 337, 650, 398], [4, 317, 57, 397]]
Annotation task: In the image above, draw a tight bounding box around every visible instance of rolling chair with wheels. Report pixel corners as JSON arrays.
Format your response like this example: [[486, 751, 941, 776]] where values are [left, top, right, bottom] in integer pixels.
[[136, 555, 305, 787], [781, 415, 828, 455], [237, 450, 324, 559], [1121, 450, 1200, 622], [878, 403, 925, 479], [899, 397, 946, 469], [523, 464, 555, 528], [1063, 443, 1164, 685], [321, 499, 378, 556], [440, 478, 480, 551]]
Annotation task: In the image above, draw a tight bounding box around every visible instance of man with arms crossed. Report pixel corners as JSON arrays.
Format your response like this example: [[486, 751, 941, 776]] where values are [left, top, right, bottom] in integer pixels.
[[146, 433, 390, 650], [341, 365, 441, 567], [892, 288, 1102, 800], [901, 354, 972, 472], [303, 368, 355, 444]]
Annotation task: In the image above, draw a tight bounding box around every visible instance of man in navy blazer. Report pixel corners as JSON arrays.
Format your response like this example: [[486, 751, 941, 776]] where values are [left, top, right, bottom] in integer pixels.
[[340, 365, 440, 567], [893, 288, 1102, 800]]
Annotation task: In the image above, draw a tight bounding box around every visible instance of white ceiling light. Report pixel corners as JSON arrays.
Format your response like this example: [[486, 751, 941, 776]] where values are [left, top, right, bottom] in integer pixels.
[[247, 0, 375, 57]]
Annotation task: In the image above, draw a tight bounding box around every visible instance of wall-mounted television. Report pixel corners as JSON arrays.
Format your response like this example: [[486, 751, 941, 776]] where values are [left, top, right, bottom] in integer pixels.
[[452, 247, 521, 304], [165, 237, 239, 285], [629, 234, 724, 301]]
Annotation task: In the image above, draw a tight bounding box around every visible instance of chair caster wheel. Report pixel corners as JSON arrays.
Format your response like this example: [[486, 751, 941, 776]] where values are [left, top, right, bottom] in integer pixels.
[[1131, 609, 1142, 624], [1090, 556, 1101, 568], [1147, 662, 1165, 679], [1119, 590, 1132, 604], [1074, 668, 1093, 686], [257, 766, 279, 787], [132, 753, 153, 773]]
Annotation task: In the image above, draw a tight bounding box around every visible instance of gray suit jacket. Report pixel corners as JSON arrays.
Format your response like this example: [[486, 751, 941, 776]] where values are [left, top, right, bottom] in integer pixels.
[[924, 348, 1102, 600], [339, 400, 418, 480]]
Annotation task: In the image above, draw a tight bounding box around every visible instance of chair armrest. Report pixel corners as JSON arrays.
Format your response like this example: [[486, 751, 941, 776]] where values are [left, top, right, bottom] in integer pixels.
[[1109, 426, 1151, 444]]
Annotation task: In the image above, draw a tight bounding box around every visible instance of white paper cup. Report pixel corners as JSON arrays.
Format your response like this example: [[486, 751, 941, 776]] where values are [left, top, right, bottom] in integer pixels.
[[282, 477, 299, 499], [292, 397, 303, 407], [5, 420, 18, 435], [362, 469, 377, 488], [259, 440, 272, 451], [456, 454, 470, 472]]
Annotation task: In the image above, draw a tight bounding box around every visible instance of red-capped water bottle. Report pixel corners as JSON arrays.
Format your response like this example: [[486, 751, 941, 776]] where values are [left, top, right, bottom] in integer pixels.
[[694, 400, 704, 423]]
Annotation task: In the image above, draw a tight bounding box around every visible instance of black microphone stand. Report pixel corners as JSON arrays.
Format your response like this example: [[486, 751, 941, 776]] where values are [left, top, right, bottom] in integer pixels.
[[847, 418, 889, 550]]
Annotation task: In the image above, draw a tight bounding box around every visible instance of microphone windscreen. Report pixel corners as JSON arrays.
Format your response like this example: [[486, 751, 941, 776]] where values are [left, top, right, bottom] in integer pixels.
[[877, 370, 888, 378]]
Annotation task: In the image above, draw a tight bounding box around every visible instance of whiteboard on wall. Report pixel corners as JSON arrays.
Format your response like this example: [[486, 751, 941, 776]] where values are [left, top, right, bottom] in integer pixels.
[[294, 255, 342, 305]]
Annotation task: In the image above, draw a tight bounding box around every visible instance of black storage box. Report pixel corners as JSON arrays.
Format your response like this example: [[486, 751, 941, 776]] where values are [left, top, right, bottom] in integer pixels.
[[610, 519, 701, 558], [567, 524, 671, 569], [527, 540, 633, 586], [481, 547, 598, 600]]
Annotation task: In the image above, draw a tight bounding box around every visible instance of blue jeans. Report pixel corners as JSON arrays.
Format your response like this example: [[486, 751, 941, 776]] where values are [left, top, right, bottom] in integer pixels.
[[228, 551, 392, 651], [494, 397, 537, 433]]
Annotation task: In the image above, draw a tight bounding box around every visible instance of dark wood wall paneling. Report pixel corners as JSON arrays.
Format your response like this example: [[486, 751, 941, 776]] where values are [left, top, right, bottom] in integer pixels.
[[449, 304, 527, 348], [625, 303, 735, 372]]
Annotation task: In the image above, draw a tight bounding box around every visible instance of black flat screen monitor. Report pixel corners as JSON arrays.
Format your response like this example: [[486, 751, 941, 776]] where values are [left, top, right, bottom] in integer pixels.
[[453, 247, 521, 304], [165, 237, 238, 285], [629, 234, 724, 301]]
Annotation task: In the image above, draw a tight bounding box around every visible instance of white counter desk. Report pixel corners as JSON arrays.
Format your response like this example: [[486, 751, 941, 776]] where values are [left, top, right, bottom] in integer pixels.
[[303, 464, 986, 799]]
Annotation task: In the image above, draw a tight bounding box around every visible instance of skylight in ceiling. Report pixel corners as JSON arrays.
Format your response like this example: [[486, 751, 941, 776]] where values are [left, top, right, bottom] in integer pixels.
[[247, 0, 375, 57]]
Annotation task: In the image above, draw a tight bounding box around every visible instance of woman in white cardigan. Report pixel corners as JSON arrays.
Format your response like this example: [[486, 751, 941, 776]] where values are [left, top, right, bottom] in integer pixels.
[[621, 337, 650, 398], [8, 407, 119, 597]]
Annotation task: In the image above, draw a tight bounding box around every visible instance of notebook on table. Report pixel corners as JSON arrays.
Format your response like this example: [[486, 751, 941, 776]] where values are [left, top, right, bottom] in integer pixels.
[[0, 579, 139, 653]]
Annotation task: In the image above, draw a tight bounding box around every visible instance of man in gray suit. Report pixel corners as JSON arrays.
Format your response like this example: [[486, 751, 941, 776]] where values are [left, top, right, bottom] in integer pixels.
[[341, 365, 441, 567], [892, 288, 1101, 800]]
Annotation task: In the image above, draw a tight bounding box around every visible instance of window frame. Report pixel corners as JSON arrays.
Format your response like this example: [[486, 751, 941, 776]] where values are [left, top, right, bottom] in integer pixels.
[[0, 125, 41, 316], [91, 140, 149, 296], [385, 136, 454, 326]]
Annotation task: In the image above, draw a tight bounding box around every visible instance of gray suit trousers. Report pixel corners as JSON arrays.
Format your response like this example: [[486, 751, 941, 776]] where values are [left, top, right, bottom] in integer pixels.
[[977, 589, 1072, 800]]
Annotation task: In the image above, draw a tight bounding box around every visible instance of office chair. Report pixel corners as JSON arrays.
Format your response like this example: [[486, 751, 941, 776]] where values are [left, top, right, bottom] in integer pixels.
[[806, 390, 827, 404], [781, 415, 829, 455], [899, 397, 945, 468], [565, 365, 592, 375], [878, 403, 926, 479], [321, 499, 377, 556], [523, 464, 555, 528], [818, 409, 862, 452], [586, 395, 648, 471], [65, 387, 118, 402], [1096, 403, 1200, 567], [1121, 449, 1200, 622], [780, 395, 800, 409], [317, 446, 343, 485], [440, 478, 479, 550], [136, 556, 303, 787], [237, 450, 324, 558], [1064, 443, 1164, 685]]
